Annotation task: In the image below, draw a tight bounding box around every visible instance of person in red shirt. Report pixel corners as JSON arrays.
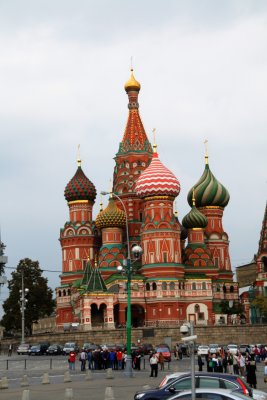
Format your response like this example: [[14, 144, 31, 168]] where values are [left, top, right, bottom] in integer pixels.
[[69, 351, 76, 370], [116, 350, 123, 369]]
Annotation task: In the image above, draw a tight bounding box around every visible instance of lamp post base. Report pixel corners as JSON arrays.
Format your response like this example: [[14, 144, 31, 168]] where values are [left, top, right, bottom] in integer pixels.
[[124, 356, 134, 378]]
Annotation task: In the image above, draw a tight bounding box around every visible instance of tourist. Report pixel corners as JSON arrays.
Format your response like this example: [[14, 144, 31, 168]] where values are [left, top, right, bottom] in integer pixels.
[[79, 348, 86, 371], [149, 352, 159, 377], [158, 352, 165, 371], [246, 356, 257, 389], [68, 350, 76, 370], [198, 355, 204, 371]]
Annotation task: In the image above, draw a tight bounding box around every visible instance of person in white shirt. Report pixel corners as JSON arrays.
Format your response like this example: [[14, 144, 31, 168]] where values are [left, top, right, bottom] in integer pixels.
[[149, 353, 159, 377]]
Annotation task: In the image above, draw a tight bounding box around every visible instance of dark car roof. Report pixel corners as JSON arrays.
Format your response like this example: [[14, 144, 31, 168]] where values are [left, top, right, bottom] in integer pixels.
[[134, 372, 252, 398]]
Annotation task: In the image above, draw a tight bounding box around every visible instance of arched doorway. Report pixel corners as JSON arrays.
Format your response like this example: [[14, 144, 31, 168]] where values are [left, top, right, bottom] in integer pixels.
[[125, 304, 145, 327], [91, 303, 107, 327]]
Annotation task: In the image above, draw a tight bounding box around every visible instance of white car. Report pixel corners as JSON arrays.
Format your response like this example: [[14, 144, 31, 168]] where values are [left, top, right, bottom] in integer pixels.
[[197, 345, 209, 356], [227, 344, 238, 354], [209, 343, 219, 354], [17, 343, 31, 355]]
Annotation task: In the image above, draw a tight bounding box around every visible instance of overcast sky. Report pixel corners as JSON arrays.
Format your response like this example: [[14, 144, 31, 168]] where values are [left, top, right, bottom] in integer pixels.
[[0, 0, 266, 314]]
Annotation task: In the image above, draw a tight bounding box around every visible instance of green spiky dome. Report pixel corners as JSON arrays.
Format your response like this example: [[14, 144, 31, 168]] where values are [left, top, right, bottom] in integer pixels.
[[95, 197, 126, 229], [182, 206, 208, 229], [187, 163, 230, 208], [64, 165, 96, 202]]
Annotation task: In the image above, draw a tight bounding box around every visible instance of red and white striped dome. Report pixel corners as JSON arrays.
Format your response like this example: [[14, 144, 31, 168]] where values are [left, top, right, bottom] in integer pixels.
[[135, 150, 180, 198]]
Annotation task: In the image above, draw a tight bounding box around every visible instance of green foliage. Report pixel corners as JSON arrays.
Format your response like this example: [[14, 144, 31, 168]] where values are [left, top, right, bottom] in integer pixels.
[[1, 258, 55, 335], [252, 294, 267, 316], [219, 300, 244, 315]]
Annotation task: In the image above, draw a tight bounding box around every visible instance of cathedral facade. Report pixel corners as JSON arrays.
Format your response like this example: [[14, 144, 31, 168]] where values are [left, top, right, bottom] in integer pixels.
[[56, 70, 239, 330]]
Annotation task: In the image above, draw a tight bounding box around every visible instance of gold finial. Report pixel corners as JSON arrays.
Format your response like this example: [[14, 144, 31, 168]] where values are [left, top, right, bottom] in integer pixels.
[[100, 194, 103, 212], [109, 179, 113, 198], [87, 255, 90, 261], [204, 139, 209, 165], [192, 188, 196, 206], [124, 68, 141, 91], [130, 56, 133, 70], [94, 255, 98, 268], [77, 144, 81, 167], [152, 128, 157, 153]]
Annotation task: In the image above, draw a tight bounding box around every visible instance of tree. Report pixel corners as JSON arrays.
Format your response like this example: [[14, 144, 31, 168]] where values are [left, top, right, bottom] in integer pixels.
[[1, 258, 55, 336], [252, 294, 267, 320]]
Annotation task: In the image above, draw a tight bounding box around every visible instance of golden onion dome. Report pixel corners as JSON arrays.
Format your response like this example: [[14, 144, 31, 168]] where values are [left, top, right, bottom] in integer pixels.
[[124, 69, 141, 92], [95, 197, 126, 229]]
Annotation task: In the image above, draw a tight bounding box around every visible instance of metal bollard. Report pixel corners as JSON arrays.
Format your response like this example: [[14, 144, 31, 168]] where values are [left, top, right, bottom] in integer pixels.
[[65, 388, 73, 400], [104, 386, 115, 400], [21, 389, 30, 400], [50, 358, 52, 369]]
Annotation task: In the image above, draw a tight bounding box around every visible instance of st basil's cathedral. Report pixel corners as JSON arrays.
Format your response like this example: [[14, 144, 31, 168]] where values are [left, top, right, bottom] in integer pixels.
[[56, 70, 239, 330]]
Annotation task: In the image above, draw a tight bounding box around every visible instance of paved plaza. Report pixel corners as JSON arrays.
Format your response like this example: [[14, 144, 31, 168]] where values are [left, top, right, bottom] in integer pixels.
[[0, 354, 267, 400]]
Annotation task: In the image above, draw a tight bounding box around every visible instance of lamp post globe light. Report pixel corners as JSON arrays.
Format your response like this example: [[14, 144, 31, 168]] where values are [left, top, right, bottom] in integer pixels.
[[101, 191, 143, 377], [180, 322, 197, 400], [20, 265, 29, 345]]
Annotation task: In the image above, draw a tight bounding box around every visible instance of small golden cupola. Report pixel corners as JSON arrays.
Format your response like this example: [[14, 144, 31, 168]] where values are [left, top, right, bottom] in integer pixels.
[[124, 68, 141, 92]]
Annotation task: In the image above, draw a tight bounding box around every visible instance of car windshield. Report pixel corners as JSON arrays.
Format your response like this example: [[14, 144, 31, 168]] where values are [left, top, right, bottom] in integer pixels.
[[157, 347, 169, 352]]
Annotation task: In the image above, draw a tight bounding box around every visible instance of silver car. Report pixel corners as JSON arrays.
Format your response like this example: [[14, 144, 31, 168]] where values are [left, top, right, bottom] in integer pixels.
[[168, 388, 251, 400]]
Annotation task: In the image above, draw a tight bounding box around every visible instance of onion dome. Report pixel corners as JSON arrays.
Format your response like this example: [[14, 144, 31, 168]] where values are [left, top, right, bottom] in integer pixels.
[[124, 69, 141, 92], [174, 210, 188, 240], [182, 205, 208, 230], [95, 196, 126, 229], [135, 145, 180, 198], [187, 157, 230, 208], [64, 160, 96, 203]]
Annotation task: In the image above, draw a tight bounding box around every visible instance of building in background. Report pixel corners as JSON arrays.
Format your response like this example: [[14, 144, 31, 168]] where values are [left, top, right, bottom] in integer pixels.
[[56, 70, 239, 330], [239, 202, 267, 323]]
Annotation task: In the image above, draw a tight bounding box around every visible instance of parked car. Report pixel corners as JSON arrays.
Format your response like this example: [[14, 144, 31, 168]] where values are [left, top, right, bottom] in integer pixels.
[[197, 345, 209, 356], [28, 343, 49, 355], [209, 344, 219, 354], [239, 344, 251, 354], [168, 388, 250, 400], [46, 344, 63, 355], [62, 342, 79, 355], [227, 344, 238, 354], [155, 344, 171, 362], [134, 372, 253, 400], [17, 343, 31, 355]]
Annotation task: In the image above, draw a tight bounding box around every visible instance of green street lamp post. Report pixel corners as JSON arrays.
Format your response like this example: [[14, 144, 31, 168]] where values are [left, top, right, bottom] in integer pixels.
[[101, 191, 142, 377]]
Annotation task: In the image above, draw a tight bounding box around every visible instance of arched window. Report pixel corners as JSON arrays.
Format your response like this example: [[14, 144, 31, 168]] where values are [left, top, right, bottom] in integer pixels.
[[202, 282, 207, 290], [58, 290, 62, 297], [195, 304, 200, 313], [192, 282, 196, 290], [230, 285, 234, 293], [170, 282, 175, 290], [223, 285, 227, 293], [146, 283, 150, 291], [152, 282, 157, 291], [217, 284, 220, 292], [162, 282, 167, 290], [67, 289, 71, 296], [63, 290, 66, 296], [178, 282, 181, 289], [262, 256, 267, 272]]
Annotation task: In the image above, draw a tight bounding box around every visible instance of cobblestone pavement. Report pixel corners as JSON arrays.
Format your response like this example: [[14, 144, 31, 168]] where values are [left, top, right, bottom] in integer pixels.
[[0, 355, 266, 400]]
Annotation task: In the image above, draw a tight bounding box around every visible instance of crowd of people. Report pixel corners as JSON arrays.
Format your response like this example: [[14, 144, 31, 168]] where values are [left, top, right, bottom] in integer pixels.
[[68, 347, 143, 371], [198, 344, 267, 389]]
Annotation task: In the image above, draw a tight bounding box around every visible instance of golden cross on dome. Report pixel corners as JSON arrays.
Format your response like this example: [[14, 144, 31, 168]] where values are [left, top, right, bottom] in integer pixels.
[[152, 128, 157, 153], [100, 194, 103, 212], [130, 56, 133, 70], [77, 144, 81, 167], [109, 179, 113, 198], [204, 139, 209, 165]]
